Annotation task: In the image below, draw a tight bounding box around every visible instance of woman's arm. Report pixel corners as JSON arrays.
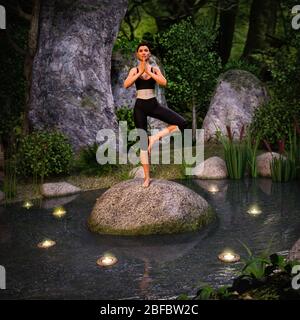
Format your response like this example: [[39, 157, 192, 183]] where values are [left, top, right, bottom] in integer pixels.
[[123, 67, 143, 89], [146, 66, 167, 87]]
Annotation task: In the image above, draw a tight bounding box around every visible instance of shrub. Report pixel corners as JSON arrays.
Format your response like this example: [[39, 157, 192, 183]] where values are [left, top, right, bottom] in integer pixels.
[[17, 130, 74, 178], [158, 17, 222, 127], [250, 98, 299, 149], [116, 106, 135, 132], [74, 142, 119, 176]]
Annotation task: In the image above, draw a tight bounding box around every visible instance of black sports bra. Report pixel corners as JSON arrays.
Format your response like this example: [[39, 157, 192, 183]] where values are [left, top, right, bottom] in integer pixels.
[[135, 67, 156, 90]]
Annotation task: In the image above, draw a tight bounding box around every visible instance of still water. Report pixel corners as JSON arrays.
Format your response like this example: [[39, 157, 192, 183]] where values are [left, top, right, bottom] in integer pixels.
[[0, 178, 299, 299]]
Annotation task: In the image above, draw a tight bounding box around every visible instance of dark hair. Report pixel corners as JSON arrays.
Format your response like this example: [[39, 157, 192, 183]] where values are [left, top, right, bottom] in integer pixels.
[[136, 41, 151, 52]]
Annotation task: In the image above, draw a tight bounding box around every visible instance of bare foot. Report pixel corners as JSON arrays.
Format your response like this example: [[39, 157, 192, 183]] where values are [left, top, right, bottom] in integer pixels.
[[142, 177, 151, 188]]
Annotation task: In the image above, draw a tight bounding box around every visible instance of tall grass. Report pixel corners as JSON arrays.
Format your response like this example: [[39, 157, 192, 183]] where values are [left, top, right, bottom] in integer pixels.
[[216, 125, 248, 179], [246, 132, 260, 178], [264, 124, 299, 182], [3, 157, 17, 203]]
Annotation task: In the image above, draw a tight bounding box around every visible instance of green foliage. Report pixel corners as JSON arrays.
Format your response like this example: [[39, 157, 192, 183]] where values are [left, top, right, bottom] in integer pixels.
[[216, 125, 248, 179], [116, 106, 135, 132], [3, 157, 17, 201], [17, 130, 74, 178], [263, 126, 299, 182], [250, 98, 299, 147], [196, 286, 215, 300], [270, 156, 296, 182], [268, 47, 300, 104], [246, 131, 260, 178], [112, 37, 140, 58], [116, 106, 140, 151], [158, 17, 222, 117], [74, 142, 120, 176]]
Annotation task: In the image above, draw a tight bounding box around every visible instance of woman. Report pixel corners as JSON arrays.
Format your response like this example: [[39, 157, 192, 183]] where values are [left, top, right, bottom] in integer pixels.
[[123, 42, 187, 188]]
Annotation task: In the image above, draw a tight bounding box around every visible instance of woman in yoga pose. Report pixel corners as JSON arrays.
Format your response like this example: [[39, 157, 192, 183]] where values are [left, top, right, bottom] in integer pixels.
[[123, 42, 187, 188]]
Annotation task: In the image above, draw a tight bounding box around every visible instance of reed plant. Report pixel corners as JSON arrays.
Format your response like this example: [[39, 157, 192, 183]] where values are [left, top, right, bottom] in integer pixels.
[[3, 157, 17, 202], [216, 125, 248, 179], [264, 124, 298, 182], [246, 132, 261, 178]]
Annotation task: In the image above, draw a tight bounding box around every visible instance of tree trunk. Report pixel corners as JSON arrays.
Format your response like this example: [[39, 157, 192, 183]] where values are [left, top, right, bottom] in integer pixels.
[[218, 0, 239, 65], [22, 0, 40, 136], [29, 0, 128, 151], [242, 0, 278, 59]]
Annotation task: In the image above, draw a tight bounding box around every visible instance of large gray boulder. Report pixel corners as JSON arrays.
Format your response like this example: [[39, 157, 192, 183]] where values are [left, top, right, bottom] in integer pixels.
[[202, 70, 268, 142], [88, 179, 215, 235], [29, 0, 128, 151], [111, 50, 170, 132]]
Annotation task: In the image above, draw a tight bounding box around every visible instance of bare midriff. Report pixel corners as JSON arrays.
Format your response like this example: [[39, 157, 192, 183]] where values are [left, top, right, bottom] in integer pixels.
[[136, 89, 155, 100]]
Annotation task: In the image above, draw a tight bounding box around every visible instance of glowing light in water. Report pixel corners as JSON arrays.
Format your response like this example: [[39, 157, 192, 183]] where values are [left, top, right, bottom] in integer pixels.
[[37, 239, 56, 249], [53, 206, 66, 218], [23, 200, 33, 209], [208, 185, 219, 194], [218, 250, 240, 263], [247, 205, 262, 216], [97, 253, 118, 267]]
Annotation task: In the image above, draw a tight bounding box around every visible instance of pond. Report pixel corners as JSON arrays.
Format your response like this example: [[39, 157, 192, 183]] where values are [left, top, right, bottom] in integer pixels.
[[0, 178, 299, 300]]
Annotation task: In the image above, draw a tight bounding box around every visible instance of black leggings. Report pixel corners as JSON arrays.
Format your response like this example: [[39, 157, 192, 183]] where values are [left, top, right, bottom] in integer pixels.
[[133, 97, 187, 150]]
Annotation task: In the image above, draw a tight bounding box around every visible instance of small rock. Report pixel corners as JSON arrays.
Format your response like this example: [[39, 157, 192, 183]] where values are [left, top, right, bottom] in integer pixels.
[[41, 182, 81, 198], [129, 166, 145, 179], [192, 156, 228, 179], [256, 152, 283, 177]]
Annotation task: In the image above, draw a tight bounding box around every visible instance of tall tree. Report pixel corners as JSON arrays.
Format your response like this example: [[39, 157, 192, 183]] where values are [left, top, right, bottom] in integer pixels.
[[159, 18, 221, 142], [218, 0, 239, 64], [242, 0, 278, 59]]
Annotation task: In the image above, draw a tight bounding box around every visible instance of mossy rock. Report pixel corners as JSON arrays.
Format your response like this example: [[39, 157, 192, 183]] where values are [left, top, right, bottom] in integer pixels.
[[87, 178, 215, 236]]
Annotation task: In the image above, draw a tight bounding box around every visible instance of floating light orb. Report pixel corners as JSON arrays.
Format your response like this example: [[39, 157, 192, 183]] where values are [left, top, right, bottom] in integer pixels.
[[53, 206, 66, 218], [218, 250, 240, 263], [23, 200, 33, 209], [247, 205, 262, 216], [97, 253, 118, 267], [37, 239, 56, 249], [208, 185, 219, 194]]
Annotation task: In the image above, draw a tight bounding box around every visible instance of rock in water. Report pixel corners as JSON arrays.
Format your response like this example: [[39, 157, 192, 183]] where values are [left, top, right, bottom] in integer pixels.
[[192, 156, 228, 179], [29, 0, 128, 151], [256, 152, 283, 177], [88, 179, 215, 235], [202, 69, 268, 142], [41, 182, 81, 198]]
